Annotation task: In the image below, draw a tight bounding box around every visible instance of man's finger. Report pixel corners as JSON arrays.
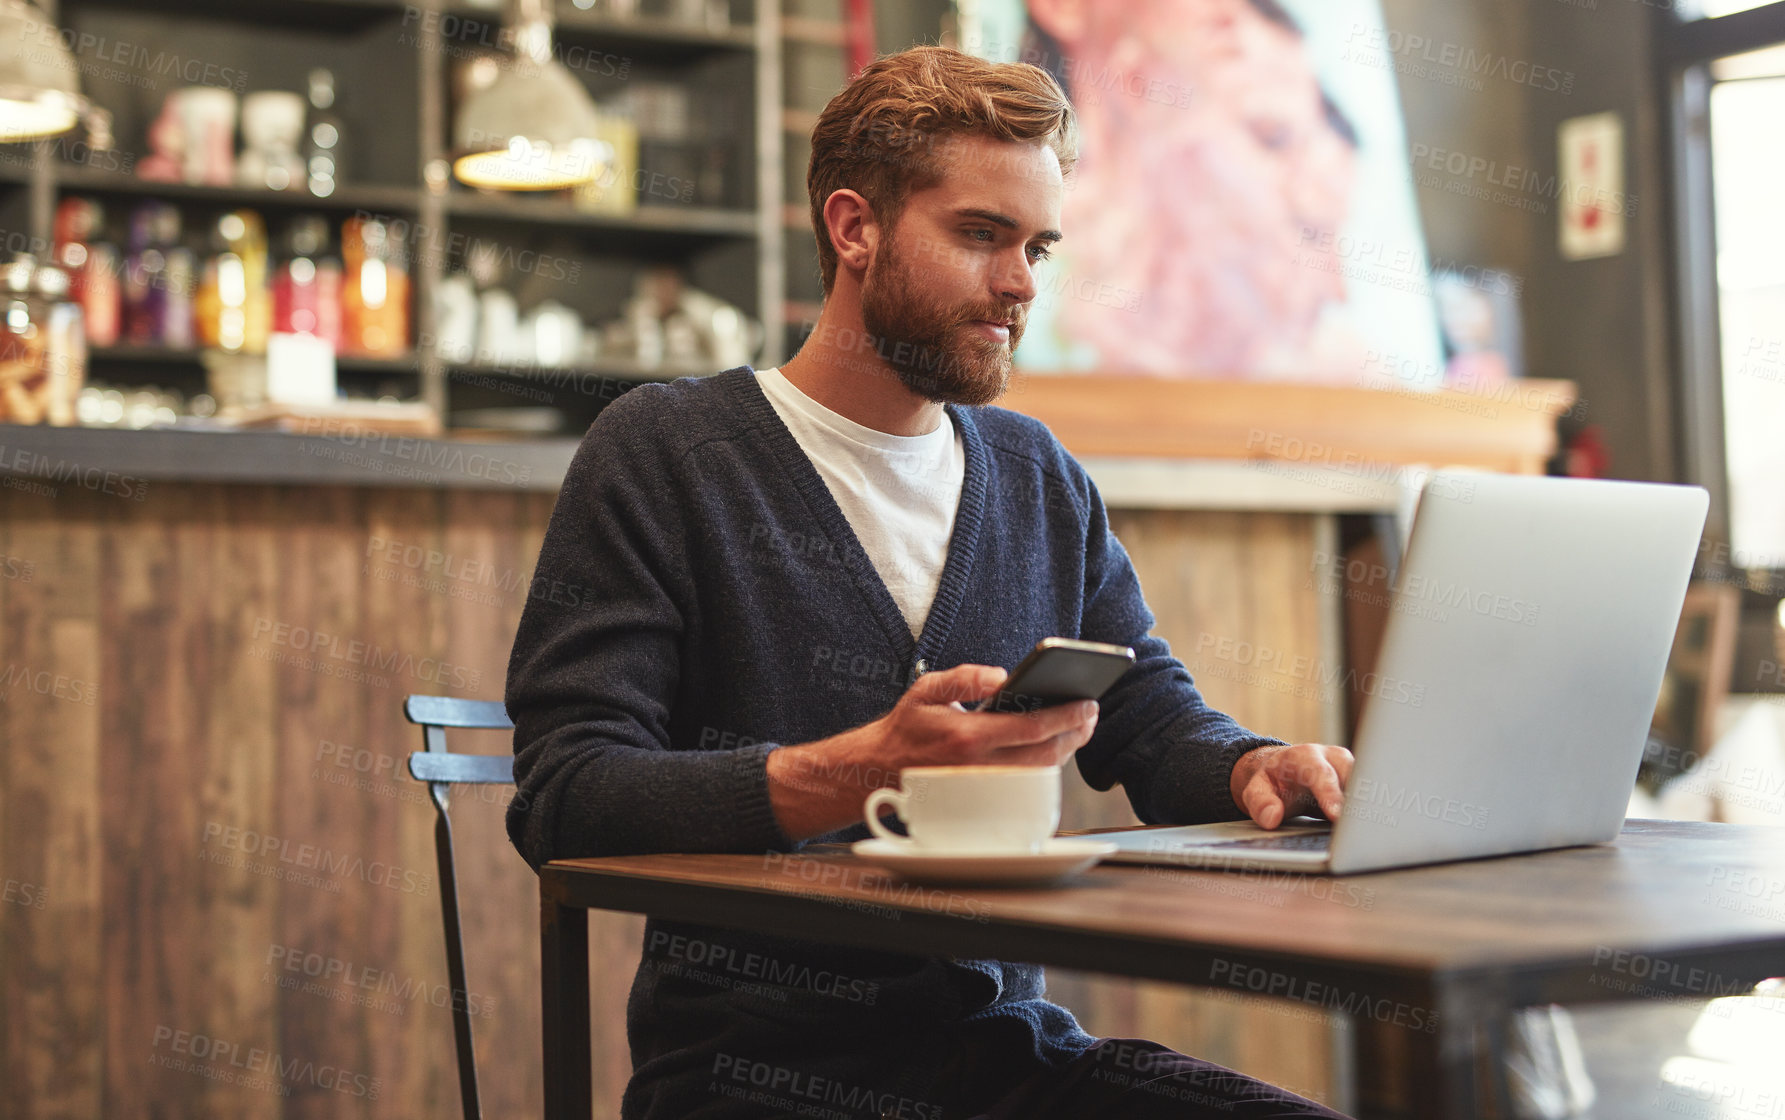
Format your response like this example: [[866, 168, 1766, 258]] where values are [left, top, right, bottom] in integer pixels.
[[990, 732, 1082, 768], [1304, 760, 1345, 821], [911, 664, 1006, 708], [1242, 771, 1285, 830], [972, 701, 1098, 751]]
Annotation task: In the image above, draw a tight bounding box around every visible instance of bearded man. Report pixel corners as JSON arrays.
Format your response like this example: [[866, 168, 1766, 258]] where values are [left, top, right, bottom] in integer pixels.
[[507, 44, 1353, 1119]]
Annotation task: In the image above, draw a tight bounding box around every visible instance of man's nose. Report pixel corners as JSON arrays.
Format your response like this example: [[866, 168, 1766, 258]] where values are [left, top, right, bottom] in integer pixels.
[[996, 248, 1038, 306]]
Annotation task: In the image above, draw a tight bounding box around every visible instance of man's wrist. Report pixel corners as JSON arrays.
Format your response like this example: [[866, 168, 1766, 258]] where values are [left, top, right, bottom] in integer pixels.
[[765, 720, 891, 841]]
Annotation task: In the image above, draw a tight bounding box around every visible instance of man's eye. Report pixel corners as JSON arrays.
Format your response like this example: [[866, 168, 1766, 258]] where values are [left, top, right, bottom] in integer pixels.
[[1028, 245, 1053, 263], [966, 229, 995, 243]]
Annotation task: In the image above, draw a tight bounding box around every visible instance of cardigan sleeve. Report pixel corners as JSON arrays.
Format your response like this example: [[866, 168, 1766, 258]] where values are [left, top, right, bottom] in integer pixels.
[[1068, 470, 1288, 825], [504, 393, 797, 869]]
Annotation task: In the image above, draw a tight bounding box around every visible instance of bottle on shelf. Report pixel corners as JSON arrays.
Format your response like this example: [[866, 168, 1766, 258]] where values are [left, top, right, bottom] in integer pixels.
[[163, 240, 197, 350], [273, 215, 343, 350], [53, 197, 120, 348], [433, 271, 477, 363], [194, 210, 271, 355], [340, 216, 409, 358], [38, 263, 87, 427], [122, 202, 189, 347], [305, 69, 347, 198]]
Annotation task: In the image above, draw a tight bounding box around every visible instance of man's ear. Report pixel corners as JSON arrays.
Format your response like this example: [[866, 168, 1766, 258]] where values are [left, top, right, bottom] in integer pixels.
[[823, 188, 880, 278]]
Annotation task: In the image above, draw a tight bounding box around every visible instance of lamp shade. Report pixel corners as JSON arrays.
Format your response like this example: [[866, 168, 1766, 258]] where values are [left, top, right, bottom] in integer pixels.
[[0, 0, 85, 143], [453, 57, 608, 191]]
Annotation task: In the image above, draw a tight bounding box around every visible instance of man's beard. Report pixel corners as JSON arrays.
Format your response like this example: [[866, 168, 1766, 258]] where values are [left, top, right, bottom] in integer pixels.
[[858, 237, 1025, 407]]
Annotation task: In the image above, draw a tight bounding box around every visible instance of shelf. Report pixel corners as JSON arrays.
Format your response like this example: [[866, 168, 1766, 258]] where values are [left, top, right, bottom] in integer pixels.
[[445, 357, 712, 385], [436, 4, 757, 57], [445, 191, 758, 239], [24, 0, 783, 426], [64, 0, 408, 33], [553, 8, 758, 55], [89, 345, 421, 375], [54, 167, 423, 214], [0, 421, 578, 490]]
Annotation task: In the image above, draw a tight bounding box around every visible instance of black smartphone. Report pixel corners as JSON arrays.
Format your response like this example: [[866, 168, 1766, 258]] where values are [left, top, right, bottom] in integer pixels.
[[982, 638, 1136, 714]]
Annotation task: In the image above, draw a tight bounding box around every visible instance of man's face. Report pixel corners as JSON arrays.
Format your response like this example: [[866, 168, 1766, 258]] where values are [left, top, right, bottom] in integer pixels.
[[858, 133, 1064, 406]]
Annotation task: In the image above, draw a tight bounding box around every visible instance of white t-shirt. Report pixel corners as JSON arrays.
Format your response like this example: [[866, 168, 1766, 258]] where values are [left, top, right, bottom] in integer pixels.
[[754, 367, 965, 640]]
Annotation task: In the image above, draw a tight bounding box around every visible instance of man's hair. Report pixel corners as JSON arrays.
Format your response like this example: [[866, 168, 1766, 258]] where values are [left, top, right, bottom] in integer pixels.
[[807, 45, 1077, 295]]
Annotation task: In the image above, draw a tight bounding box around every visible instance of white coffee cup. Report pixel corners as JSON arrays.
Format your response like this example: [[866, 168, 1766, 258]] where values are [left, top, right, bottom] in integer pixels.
[[864, 766, 1062, 854]]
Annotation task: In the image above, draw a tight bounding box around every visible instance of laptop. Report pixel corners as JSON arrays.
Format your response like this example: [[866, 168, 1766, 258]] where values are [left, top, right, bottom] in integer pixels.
[[1101, 470, 1709, 875]]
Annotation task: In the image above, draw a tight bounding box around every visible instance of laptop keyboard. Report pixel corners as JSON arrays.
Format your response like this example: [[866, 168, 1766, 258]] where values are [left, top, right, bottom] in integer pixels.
[[1204, 832, 1332, 851]]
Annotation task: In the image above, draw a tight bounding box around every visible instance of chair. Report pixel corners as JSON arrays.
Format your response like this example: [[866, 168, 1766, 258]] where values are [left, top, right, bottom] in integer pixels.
[[404, 694, 515, 1120]]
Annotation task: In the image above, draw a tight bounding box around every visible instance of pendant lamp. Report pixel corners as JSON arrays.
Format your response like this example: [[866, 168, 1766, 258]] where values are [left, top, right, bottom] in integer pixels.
[[452, 0, 607, 190], [0, 0, 91, 144]]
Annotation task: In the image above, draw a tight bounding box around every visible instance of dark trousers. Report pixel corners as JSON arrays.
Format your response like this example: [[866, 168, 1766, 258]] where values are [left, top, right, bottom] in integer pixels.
[[975, 1038, 1352, 1119]]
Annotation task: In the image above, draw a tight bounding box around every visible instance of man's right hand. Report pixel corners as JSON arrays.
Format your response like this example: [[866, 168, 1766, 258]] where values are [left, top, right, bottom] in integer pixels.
[[764, 663, 1100, 842]]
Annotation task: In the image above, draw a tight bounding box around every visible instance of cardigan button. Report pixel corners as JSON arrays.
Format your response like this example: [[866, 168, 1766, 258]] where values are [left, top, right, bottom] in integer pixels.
[[913, 658, 928, 676]]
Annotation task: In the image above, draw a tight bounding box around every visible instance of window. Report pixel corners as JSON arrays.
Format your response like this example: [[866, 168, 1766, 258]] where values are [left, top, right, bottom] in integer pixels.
[[1686, 0, 1781, 18], [1706, 52, 1785, 561], [1661, 1, 1785, 572]]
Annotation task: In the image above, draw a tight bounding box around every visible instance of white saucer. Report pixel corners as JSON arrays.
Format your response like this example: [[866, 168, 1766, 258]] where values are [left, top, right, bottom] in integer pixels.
[[849, 837, 1119, 887]]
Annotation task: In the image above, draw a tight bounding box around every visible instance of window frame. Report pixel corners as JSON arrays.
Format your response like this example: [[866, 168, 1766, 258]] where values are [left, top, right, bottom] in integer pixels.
[[1657, 1, 1785, 553]]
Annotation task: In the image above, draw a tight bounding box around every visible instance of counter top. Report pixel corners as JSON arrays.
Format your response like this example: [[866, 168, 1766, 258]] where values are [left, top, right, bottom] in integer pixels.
[[0, 423, 571, 492], [0, 424, 1403, 513]]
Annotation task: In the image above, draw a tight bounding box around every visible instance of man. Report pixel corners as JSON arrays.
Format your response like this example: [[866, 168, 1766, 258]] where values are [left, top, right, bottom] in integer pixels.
[[507, 45, 1354, 1119]]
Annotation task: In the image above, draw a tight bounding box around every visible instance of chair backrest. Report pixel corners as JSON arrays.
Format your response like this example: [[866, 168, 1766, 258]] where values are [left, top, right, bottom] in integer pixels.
[[404, 695, 515, 1120]]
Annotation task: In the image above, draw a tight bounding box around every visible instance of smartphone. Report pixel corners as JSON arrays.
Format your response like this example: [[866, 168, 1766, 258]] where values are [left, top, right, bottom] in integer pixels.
[[982, 638, 1136, 714]]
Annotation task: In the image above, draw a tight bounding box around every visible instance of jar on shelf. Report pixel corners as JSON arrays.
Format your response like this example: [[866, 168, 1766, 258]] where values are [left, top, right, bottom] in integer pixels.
[[0, 254, 87, 426]]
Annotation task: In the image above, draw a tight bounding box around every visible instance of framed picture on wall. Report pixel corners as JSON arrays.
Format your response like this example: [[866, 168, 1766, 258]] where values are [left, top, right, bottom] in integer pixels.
[[963, 0, 1447, 386]]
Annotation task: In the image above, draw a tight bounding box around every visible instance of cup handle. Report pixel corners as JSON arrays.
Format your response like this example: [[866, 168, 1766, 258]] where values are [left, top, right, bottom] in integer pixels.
[[864, 787, 907, 842]]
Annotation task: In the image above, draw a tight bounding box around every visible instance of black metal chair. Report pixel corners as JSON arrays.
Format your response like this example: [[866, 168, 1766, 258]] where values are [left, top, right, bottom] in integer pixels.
[[404, 694, 515, 1120]]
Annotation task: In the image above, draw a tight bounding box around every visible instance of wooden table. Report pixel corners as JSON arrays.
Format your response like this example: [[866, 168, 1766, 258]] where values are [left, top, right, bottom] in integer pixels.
[[538, 820, 1785, 1119]]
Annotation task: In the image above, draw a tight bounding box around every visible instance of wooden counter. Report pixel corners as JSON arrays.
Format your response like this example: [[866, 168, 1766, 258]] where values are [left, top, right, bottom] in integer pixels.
[[0, 378, 1568, 1117], [1006, 373, 1579, 476]]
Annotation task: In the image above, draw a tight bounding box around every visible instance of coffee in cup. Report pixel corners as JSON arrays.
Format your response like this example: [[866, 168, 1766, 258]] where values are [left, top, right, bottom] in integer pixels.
[[863, 765, 1062, 854]]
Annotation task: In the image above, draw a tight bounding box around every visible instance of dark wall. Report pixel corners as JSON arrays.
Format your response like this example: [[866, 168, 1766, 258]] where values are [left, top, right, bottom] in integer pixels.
[[1381, 0, 1678, 483], [1521, 0, 1679, 484]]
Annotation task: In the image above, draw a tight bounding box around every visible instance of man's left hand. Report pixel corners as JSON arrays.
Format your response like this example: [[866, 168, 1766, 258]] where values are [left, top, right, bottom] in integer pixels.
[[1229, 743, 1353, 830]]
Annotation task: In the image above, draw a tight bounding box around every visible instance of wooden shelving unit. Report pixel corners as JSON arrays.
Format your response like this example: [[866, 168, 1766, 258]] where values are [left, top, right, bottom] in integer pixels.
[[89, 343, 422, 375], [773, 0, 948, 354], [54, 164, 426, 213], [442, 190, 758, 238], [0, 0, 785, 435]]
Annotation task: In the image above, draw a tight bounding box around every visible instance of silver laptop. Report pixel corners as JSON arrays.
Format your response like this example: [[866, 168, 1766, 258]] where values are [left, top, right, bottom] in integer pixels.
[[1102, 471, 1709, 875]]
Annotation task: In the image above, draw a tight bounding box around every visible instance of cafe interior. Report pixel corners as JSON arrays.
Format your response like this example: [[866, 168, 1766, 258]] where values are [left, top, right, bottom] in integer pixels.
[[2, 0, 1784, 1117]]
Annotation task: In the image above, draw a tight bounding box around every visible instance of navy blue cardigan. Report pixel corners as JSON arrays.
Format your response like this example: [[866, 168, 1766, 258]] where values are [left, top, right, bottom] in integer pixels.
[[506, 367, 1283, 1118]]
